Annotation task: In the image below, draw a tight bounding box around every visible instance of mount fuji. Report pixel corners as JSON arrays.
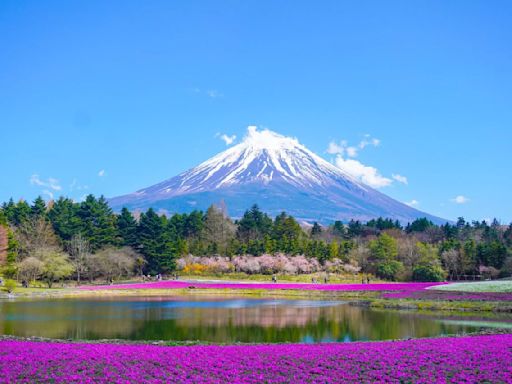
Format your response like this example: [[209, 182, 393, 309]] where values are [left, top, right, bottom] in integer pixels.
[[109, 127, 446, 224]]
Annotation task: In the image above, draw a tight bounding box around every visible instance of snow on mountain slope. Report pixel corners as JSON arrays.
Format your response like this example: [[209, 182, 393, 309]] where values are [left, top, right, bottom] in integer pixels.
[[140, 126, 367, 196], [109, 127, 447, 224]]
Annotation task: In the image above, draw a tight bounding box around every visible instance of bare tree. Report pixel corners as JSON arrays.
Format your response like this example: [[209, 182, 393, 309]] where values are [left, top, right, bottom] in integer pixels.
[[397, 237, 421, 269], [348, 242, 370, 273], [441, 249, 461, 280], [86, 247, 136, 283], [38, 247, 74, 288], [68, 234, 90, 285], [17, 256, 44, 285], [203, 205, 236, 255], [16, 217, 59, 260]]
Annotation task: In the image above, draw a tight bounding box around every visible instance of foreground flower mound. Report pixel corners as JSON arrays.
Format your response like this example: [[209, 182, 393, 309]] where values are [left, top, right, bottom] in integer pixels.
[[1, 335, 511, 383], [81, 280, 443, 292]]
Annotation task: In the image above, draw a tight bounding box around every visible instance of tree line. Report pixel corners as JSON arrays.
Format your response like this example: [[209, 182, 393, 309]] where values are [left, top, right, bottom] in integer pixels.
[[0, 194, 511, 285]]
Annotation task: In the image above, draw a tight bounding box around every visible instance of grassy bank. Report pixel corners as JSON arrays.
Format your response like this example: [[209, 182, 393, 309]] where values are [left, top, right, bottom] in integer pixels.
[[432, 280, 512, 293], [366, 297, 512, 312], [2, 279, 512, 313]]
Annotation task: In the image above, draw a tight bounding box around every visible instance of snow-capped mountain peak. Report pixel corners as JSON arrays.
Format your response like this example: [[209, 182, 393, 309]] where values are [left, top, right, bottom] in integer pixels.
[[109, 127, 446, 224], [137, 126, 365, 196]]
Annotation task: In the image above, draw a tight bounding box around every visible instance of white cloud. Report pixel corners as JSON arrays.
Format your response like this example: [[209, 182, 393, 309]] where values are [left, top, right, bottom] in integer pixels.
[[345, 146, 358, 157], [193, 88, 223, 98], [327, 135, 380, 158], [98, 170, 106, 177], [69, 179, 88, 191], [326, 141, 344, 155], [327, 135, 406, 189], [451, 195, 470, 204], [326, 141, 358, 157], [392, 174, 408, 185], [334, 156, 392, 188], [30, 174, 61, 191], [206, 89, 223, 98], [216, 133, 237, 146], [359, 134, 381, 149], [405, 199, 419, 207]]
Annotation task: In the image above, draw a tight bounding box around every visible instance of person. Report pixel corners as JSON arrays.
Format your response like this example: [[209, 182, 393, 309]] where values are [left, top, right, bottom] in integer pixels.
[[324, 276, 328, 284], [272, 275, 277, 283]]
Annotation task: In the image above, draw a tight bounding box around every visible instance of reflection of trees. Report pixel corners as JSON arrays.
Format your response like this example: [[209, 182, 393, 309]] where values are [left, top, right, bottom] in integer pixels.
[[0, 297, 499, 343]]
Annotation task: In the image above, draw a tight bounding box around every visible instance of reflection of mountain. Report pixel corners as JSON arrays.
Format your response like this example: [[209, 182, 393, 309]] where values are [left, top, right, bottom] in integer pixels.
[[0, 296, 506, 343]]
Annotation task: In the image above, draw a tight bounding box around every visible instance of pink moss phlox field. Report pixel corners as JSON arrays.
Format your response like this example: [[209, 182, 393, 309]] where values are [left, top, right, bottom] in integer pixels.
[[383, 289, 512, 301], [80, 280, 444, 292], [1, 335, 512, 383]]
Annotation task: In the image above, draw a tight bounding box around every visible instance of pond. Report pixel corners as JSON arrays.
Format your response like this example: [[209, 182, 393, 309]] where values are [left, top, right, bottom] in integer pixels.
[[0, 296, 510, 343]]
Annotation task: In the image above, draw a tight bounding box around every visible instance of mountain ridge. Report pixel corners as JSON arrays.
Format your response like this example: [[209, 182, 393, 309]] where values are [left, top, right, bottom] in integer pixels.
[[109, 127, 447, 224]]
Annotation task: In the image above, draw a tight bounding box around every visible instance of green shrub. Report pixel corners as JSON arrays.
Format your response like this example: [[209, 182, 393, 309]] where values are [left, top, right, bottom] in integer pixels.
[[376, 260, 404, 281], [3, 279, 16, 293], [412, 264, 446, 282]]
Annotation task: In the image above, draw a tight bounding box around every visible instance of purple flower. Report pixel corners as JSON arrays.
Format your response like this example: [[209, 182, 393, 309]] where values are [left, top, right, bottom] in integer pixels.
[[1, 335, 511, 383]]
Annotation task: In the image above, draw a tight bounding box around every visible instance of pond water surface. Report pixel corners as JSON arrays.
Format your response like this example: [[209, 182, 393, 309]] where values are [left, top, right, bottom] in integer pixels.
[[0, 296, 510, 343]]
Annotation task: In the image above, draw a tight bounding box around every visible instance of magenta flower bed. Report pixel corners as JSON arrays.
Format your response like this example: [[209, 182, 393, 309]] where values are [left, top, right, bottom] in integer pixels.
[[81, 280, 443, 292], [383, 289, 512, 301], [1, 335, 511, 383]]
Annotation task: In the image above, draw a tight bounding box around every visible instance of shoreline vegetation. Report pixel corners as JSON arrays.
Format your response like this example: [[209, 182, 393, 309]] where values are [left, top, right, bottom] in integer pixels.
[[2, 278, 512, 312], [2, 195, 512, 292]]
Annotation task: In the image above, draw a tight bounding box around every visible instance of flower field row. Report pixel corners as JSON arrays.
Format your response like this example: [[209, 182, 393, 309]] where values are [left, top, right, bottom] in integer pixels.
[[1, 335, 511, 383], [382, 289, 512, 301], [81, 280, 443, 292]]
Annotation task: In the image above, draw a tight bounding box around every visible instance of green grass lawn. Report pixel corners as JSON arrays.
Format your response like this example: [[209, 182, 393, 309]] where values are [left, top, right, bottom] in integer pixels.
[[432, 280, 512, 293]]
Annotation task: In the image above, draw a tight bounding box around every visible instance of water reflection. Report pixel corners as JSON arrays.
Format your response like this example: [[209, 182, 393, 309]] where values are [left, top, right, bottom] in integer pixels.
[[0, 296, 510, 343]]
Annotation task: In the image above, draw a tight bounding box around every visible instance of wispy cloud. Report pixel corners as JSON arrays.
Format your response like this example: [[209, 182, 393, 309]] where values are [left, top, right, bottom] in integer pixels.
[[405, 199, 419, 207], [327, 135, 406, 189], [392, 174, 408, 185], [451, 195, 470, 204], [359, 134, 380, 149], [215, 133, 237, 146], [30, 174, 61, 191], [327, 135, 380, 158], [193, 88, 223, 98], [98, 170, 106, 177], [334, 157, 392, 188], [206, 89, 223, 98], [326, 141, 345, 155], [69, 179, 89, 192]]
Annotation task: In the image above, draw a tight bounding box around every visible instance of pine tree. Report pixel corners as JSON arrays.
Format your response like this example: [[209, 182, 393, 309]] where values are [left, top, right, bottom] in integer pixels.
[[47, 197, 81, 242], [77, 195, 117, 251], [2, 199, 16, 224], [137, 208, 176, 274], [117, 207, 138, 247], [310, 222, 322, 237], [31, 196, 47, 218], [12, 200, 31, 226], [237, 204, 273, 243]]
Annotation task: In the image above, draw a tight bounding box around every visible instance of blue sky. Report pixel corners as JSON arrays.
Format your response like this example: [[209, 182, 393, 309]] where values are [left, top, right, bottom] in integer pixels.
[[1, 1, 511, 223]]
